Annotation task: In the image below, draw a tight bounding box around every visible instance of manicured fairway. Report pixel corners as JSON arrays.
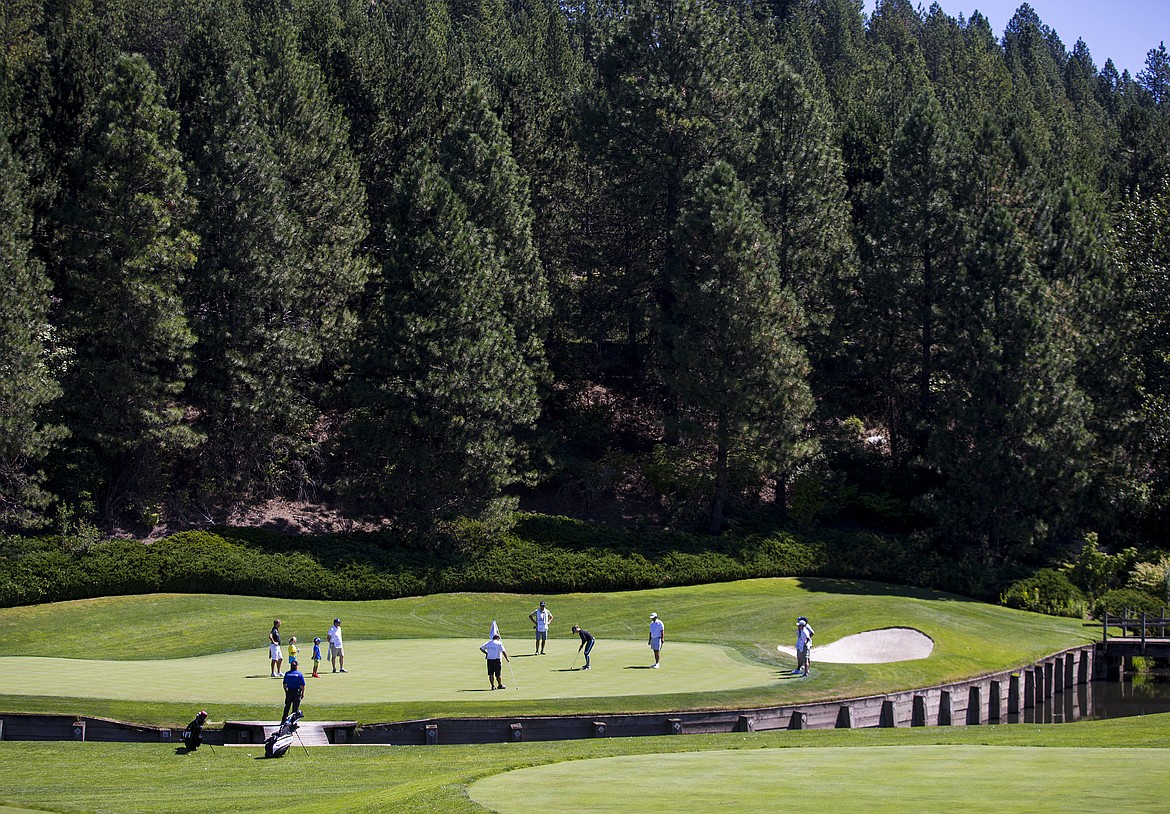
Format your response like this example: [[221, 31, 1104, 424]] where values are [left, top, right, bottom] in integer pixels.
[[0, 638, 782, 704], [3, 715, 1169, 814], [469, 746, 1170, 814]]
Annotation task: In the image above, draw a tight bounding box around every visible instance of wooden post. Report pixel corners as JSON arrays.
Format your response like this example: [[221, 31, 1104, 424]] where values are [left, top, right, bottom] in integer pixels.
[[879, 699, 896, 728], [938, 691, 952, 726], [912, 695, 927, 727], [788, 711, 807, 730], [835, 705, 855, 729], [966, 686, 983, 725], [1008, 674, 1020, 715], [1023, 669, 1035, 709], [1053, 656, 1065, 695], [989, 680, 1002, 721]]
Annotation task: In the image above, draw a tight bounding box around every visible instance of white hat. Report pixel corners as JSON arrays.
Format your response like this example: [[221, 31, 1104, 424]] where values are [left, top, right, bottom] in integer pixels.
[[649, 612, 658, 619]]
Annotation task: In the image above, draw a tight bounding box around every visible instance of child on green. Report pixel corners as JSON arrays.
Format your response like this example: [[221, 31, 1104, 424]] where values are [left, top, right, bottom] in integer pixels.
[[289, 636, 299, 664], [312, 637, 322, 678]]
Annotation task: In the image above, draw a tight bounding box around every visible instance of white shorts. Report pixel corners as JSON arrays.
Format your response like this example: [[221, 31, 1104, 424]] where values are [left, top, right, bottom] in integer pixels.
[[269, 643, 282, 660]]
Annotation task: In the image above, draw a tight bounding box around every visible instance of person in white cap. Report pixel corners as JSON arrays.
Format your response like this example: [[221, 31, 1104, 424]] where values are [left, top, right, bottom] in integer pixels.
[[328, 617, 346, 673], [648, 612, 664, 668], [529, 601, 553, 655], [794, 616, 814, 676]]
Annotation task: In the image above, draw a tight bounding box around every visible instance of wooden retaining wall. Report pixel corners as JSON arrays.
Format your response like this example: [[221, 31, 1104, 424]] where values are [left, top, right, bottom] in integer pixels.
[[354, 643, 1099, 745]]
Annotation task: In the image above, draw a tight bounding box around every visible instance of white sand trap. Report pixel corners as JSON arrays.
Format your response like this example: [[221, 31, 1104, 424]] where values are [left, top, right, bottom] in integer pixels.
[[777, 627, 934, 664]]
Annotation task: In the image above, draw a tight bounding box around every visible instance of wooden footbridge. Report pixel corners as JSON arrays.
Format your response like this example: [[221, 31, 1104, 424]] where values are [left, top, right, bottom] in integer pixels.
[[1098, 611, 1170, 674]]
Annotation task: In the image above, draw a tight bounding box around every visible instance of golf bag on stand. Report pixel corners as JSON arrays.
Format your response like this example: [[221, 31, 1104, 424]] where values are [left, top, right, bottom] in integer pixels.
[[264, 710, 303, 758], [181, 711, 208, 750]]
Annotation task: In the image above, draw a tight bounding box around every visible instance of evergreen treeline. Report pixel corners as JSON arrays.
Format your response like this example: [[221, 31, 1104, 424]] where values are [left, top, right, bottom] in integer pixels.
[[1, 0, 1168, 568]]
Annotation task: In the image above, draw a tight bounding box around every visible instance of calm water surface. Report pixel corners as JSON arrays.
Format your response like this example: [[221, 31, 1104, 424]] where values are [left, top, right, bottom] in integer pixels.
[[1021, 674, 1170, 724]]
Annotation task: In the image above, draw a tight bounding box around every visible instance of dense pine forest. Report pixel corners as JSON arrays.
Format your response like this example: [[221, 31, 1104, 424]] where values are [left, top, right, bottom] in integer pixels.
[[1, 0, 1169, 577]]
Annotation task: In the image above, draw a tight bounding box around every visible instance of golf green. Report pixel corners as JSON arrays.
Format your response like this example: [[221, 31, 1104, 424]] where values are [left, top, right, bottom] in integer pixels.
[[469, 746, 1170, 814], [0, 639, 784, 704]]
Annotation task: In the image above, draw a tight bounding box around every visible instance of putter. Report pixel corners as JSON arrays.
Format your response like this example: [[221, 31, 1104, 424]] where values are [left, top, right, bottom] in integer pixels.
[[570, 649, 579, 670], [507, 658, 520, 689]]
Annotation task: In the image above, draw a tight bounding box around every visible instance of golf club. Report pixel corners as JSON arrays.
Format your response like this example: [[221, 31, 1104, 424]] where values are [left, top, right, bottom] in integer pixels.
[[294, 725, 310, 757], [506, 657, 520, 689], [569, 648, 579, 670]]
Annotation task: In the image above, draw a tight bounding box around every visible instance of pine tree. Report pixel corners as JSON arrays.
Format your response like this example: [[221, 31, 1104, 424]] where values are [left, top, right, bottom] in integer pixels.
[[1116, 181, 1170, 533], [660, 161, 812, 533], [182, 56, 303, 499], [53, 53, 199, 523], [180, 11, 370, 503], [252, 20, 371, 379], [342, 146, 541, 527], [858, 89, 962, 458], [0, 126, 65, 529], [579, 0, 750, 388], [927, 203, 1093, 559], [436, 81, 549, 379]]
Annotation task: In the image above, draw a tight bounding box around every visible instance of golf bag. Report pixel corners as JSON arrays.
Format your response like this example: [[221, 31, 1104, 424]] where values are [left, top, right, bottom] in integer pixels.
[[264, 710, 303, 758], [181, 711, 208, 750]]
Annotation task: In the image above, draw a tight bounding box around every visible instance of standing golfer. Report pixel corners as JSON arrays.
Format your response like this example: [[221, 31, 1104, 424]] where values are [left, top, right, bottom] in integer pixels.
[[794, 616, 815, 676], [648, 612, 664, 668], [328, 618, 347, 673], [480, 633, 510, 689], [282, 658, 305, 721], [269, 619, 283, 677], [571, 625, 595, 670], [529, 601, 553, 655]]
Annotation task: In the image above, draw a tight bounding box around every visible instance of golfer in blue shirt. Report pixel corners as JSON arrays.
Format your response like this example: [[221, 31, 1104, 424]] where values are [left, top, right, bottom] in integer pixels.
[[282, 658, 306, 721]]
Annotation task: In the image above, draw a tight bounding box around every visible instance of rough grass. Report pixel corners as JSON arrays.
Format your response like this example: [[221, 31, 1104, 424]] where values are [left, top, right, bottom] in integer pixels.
[[0, 578, 1090, 725], [1, 715, 1168, 814]]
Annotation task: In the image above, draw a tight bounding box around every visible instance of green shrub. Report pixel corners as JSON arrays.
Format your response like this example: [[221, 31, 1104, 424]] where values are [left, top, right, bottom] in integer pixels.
[[0, 513, 1025, 608], [1091, 588, 1166, 619], [1001, 569, 1086, 618]]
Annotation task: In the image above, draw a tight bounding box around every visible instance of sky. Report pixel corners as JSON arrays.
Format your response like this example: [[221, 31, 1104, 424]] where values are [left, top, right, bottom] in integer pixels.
[[861, 0, 1169, 77]]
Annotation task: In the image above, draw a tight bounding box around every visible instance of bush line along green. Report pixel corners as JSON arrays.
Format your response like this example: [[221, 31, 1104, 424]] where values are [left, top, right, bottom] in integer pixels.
[[0, 514, 1019, 608]]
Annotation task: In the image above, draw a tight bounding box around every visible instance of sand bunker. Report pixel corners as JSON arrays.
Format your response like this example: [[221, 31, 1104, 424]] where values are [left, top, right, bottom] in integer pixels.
[[777, 627, 934, 664]]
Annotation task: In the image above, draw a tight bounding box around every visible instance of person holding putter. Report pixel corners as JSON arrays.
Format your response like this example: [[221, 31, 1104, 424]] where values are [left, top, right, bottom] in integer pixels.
[[571, 625, 595, 670], [480, 633, 510, 689]]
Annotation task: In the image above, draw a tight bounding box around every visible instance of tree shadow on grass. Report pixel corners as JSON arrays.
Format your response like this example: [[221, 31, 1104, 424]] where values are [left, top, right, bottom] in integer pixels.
[[794, 577, 978, 602]]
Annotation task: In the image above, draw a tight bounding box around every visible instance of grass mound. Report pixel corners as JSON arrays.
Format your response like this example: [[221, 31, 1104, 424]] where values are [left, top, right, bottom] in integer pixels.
[[0, 578, 1089, 725]]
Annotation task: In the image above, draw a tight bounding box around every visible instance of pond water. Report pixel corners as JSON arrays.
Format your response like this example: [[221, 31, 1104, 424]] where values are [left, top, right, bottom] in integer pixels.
[[1015, 673, 1170, 724]]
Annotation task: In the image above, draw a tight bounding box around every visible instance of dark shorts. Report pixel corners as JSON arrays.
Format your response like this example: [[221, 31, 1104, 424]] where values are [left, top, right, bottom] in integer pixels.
[[487, 658, 502, 677]]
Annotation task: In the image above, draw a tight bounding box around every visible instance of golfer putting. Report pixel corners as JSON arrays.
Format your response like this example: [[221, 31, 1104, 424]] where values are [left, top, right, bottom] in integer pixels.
[[480, 633, 511, 689], [571, 625, 595, 670]]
